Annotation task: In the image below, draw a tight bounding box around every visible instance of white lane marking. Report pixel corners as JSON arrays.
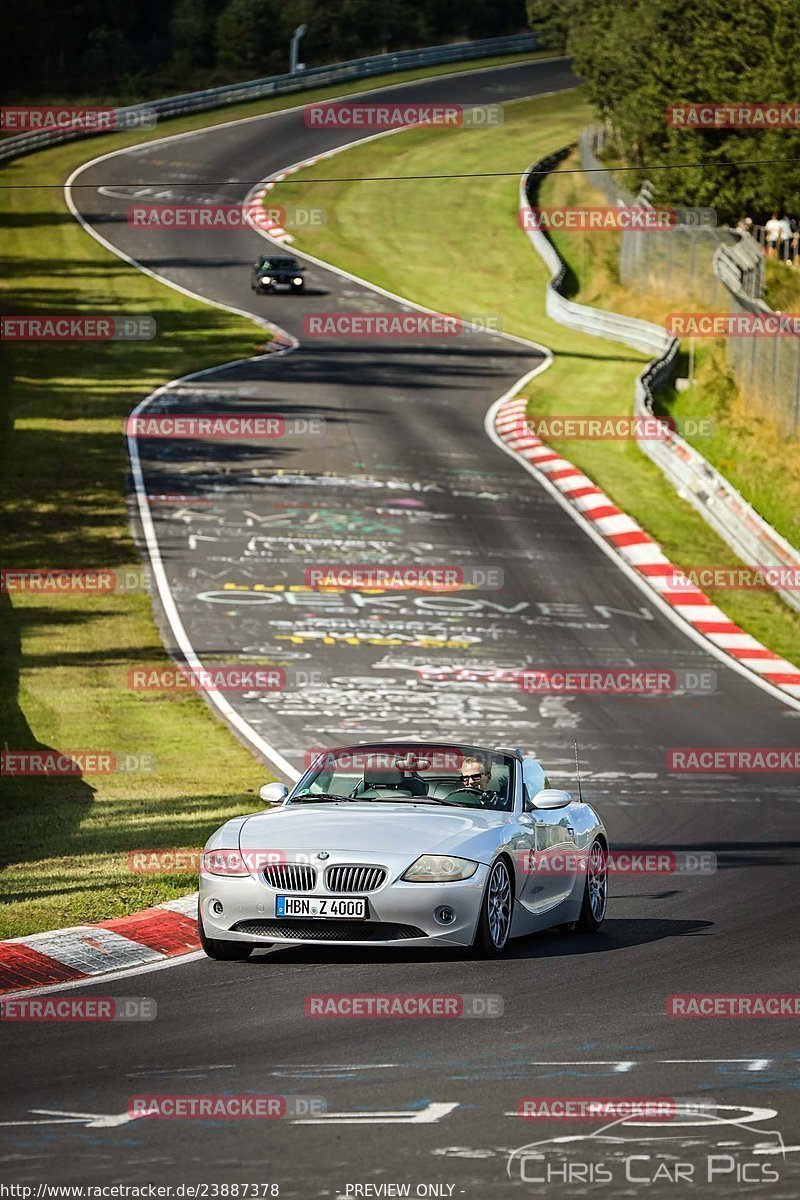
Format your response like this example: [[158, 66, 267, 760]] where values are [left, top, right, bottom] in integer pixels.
[[272, 1063, 399, 1074], [513, 1059, 782, 1071], [0, 1116, 87, 1128], [0, 1109, 145, 1129], [513, 1060, 637, 1068], [625, 1104, 778, 1127], [433, 1147, 498, 1159], [127, 1064, 236, 1076], [502, 1104, 779, 1127], [662, 1059, 774, 1066], [293, 1101, 459, 1125], [0, 1101, 459, 1131]]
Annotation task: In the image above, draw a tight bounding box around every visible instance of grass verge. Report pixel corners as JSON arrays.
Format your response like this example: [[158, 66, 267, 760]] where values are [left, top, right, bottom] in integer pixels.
[[0, 51, 549, 939], [0, 154, 271, 939], [271, 89, 800, 665]]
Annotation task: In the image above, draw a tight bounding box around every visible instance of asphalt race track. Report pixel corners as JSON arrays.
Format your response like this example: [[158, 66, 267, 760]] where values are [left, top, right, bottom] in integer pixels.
[[2, 59, 799, 1196]]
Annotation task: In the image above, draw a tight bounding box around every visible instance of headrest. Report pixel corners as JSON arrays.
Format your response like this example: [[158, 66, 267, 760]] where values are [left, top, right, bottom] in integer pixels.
[[363, 767, 404, 788]]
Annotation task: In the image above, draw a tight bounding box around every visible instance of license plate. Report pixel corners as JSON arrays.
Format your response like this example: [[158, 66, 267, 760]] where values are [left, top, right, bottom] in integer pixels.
[[275, 895, 367, 919]]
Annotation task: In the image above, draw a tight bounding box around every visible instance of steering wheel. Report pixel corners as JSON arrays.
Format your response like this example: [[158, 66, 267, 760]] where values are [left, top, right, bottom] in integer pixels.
[[446, 786, 487, 808]]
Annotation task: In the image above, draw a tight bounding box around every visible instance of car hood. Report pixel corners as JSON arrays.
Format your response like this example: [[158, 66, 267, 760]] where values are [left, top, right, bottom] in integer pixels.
[[238, 802, 505, 858]]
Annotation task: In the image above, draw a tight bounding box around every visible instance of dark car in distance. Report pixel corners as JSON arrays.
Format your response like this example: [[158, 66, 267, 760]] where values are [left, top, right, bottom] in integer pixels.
[[251, 255, 306, 293]]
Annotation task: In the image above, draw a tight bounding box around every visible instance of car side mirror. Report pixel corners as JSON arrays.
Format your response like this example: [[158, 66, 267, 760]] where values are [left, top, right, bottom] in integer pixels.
[[259, 782, 288, 804], [530, 788, 572, 810], [523, 795, 535, 813]]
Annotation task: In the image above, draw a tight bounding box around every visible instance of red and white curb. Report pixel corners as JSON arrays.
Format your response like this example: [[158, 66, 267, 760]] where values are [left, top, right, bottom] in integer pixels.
[[495, 396, 800, 700], [245, 150, 339, 242], [0, 895, 199, 994], [245, 182, 293, 243]]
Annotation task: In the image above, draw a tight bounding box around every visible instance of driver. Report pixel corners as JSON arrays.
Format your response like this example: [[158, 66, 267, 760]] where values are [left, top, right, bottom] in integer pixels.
[[457, 756, 502, 808]]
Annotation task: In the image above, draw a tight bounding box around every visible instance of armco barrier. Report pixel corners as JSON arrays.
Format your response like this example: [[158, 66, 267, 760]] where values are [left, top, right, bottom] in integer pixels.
[[521, 149, 800, 614], [0, 34, 540, 165]]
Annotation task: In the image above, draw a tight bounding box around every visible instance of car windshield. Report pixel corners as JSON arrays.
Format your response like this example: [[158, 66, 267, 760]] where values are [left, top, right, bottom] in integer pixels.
[[290, 744, 515, 812], [261, 257, 299, 270]]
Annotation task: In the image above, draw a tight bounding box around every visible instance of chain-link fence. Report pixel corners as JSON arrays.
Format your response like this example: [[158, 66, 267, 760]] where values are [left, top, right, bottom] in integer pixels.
[[580, 128, 800, 436]]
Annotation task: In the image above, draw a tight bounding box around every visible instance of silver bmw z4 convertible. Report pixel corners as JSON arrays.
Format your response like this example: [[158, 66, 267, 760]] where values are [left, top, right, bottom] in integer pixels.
[[198, 741, 608, 959]]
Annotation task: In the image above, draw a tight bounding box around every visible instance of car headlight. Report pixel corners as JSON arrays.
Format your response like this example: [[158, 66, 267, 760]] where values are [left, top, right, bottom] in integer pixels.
[[201, 849, 249, 877], [401, 854, 479, 882], [259, 276, 272, 285], [292, 276, 303, 285]]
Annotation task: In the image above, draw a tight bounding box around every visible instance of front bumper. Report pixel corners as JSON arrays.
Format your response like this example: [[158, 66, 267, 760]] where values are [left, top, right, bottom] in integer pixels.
[[199, 862, 489, 950]]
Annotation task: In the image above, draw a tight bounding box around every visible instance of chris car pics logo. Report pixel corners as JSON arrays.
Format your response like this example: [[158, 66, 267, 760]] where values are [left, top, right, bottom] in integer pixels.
[[507, 1109, 785, 1186]]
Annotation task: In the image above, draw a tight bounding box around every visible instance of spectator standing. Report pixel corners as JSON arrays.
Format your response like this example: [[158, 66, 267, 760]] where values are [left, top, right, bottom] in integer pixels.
[[764, 213, 782, 258], [778, 213, 793, 263]]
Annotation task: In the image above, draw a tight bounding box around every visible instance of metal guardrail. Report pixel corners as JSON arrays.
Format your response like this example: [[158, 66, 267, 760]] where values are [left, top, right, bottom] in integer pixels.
[[520, 148, 800, 615], [0, 33, 540, 165], [577, 128, 639, 207], [714, 235, 764, 299]]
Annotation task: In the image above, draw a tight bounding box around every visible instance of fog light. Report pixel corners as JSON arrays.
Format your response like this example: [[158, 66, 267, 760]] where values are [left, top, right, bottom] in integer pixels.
[[434, 905, 456, 926], [211, 899, 224, 917]]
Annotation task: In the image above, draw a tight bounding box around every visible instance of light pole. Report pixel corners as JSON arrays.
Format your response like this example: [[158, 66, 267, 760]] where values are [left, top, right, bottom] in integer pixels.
[[290, 24, 307, 73]]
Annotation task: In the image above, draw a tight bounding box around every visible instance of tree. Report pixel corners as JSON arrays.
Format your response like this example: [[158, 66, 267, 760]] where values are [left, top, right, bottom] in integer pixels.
[[525, 0, 570, 53], [215, 0, 283, 74], [548, 0, 800, 221], [170, 0, 215, 69]]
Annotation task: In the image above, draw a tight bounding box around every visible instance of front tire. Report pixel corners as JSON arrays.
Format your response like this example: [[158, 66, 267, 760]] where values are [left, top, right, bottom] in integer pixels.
[[198, 904, 253, 961], [576, 839, 608, 932], [472, 858, 513, 956]]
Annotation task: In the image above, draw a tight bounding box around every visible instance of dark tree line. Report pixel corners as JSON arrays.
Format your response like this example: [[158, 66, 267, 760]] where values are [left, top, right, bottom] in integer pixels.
[[2, 0, 525, 101], [527, 0, 800, 221]]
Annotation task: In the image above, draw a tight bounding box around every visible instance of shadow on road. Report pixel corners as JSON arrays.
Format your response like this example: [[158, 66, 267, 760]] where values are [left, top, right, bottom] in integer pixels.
[[243, 917, 712, 968]]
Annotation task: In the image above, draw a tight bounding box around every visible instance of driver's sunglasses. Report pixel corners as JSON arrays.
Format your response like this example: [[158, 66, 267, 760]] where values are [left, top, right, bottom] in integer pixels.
[[460, 771, 484, 783]]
